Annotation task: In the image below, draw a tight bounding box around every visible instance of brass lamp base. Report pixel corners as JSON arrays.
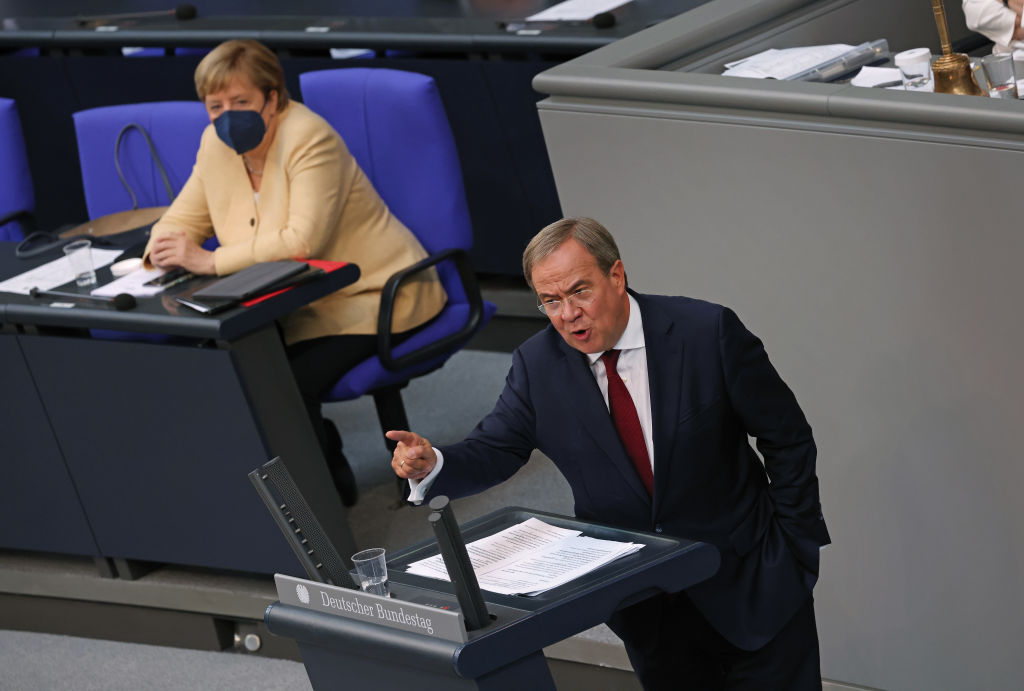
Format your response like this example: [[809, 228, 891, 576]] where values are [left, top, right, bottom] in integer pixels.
[[932, 53, 987, 96]]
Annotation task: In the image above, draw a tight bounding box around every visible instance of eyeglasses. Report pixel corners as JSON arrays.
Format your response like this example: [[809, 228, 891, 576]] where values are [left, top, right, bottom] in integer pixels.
[[536, 288, 595, 317]]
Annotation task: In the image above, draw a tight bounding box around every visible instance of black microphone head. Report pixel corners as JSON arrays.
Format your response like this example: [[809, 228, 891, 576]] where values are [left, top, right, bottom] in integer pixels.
[[592, 11, 616, 29], [112, 293, 138, 311], [175, 4, 197, 20]]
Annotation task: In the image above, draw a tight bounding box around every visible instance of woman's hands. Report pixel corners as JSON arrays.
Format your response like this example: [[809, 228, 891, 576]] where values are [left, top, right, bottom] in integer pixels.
[[149, 231, 216, 274]]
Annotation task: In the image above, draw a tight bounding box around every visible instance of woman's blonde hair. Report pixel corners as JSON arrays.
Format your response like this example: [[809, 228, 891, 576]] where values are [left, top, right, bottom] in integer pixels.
[[194, 40, 289, 112]]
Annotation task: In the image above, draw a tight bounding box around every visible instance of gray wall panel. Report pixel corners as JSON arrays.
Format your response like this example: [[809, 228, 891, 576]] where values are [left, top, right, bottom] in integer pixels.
[[538, 104, 1024, 690]]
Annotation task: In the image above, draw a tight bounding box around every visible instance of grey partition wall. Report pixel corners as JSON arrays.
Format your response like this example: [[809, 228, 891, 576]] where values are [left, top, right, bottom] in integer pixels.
[[534, 1, 1019, 690]]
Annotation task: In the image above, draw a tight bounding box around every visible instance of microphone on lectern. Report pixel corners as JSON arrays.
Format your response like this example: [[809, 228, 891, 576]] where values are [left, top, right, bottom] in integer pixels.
[[76, 4, 198, 25]]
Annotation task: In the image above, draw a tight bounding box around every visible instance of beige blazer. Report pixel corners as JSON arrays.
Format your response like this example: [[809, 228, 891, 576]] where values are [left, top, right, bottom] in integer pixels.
[[144, 102, 447, 344]]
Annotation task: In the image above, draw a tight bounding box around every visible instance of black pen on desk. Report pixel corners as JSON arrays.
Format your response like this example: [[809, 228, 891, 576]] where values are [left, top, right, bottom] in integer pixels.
[[158, 271, 197, 290], [872, 80, 905, 88]]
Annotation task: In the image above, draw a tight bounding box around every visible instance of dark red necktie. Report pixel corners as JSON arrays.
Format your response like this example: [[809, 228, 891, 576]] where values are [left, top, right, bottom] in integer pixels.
[[601, 349, 654, 495]]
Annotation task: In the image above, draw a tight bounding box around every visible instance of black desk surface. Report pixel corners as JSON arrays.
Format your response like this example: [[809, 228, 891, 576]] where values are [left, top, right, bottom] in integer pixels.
[[0, 0, 707, 53], [0, 242, 360, 341]]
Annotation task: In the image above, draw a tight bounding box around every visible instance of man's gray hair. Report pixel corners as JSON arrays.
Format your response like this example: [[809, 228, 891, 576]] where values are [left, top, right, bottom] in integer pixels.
[[522, 217, 622, 290]]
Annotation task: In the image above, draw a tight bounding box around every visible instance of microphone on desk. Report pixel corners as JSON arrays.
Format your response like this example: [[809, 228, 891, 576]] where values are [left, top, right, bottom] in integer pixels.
[[592, 12, 616, 29], [76, 4, 198, 25], [29, 287, 138, 312]]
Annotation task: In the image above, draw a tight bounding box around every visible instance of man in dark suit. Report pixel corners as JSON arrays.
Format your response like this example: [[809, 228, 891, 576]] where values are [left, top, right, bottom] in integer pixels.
[[388, 217, 830, 690]]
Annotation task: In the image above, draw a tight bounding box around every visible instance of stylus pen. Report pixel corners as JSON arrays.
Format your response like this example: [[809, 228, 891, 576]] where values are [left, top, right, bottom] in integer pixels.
[[159, 271, 198, 290]]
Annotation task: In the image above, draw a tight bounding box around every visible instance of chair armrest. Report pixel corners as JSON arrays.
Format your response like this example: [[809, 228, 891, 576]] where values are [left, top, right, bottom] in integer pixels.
[[377, 247, 484, 372], [0, 209, 35, 231]]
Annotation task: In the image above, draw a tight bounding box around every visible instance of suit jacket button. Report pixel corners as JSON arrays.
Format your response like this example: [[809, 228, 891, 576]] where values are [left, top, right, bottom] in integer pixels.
[[250, 218, 255, 226], [655, 524, 663, 533]]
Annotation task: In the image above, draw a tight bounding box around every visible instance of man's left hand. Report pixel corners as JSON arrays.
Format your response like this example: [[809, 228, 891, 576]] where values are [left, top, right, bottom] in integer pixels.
[[149, 231, 215, 274]]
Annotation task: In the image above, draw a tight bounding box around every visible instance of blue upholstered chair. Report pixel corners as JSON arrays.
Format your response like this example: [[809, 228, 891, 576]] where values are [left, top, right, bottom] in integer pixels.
[[299, 67, 496, 448], [72, 102, 211, 342], [73, 101, 209, 219], [0, 98, 35, 241]]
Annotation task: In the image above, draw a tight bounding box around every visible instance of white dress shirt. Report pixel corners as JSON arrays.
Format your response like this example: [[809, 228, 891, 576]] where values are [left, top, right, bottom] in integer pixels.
[[963, 0, 1024, 52], [409, 293, 653, 503]]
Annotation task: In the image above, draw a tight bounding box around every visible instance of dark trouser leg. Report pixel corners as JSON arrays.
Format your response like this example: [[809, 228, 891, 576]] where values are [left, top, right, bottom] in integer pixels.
[[285, 334, 378, 507], [724, 596, 821, 691], [607, 591, 821, 691], [608, 592, 726, 691]]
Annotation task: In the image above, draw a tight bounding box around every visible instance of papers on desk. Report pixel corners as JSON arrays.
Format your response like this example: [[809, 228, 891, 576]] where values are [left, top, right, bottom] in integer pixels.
[[405, 517, 643, 596], [526, 0, 630, 22], [850, 66, 904, 88], [91, 266, 167, 298], [723, 45, 854, 79], [0, 248, 123, 295]]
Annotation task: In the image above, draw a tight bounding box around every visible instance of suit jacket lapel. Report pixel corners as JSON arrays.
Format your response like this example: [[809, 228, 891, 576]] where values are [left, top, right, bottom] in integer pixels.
[[635, 293, 685, 516], [556, 337, 651, 504]]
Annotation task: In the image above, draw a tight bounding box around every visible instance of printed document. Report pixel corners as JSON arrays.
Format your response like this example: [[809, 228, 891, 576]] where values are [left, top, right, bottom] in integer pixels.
[[405, 518, 643, 596], [527, 0, 630, 22], [91, 266, 167, 298], [0, 248, 124, 295], [722, 44, 853, 79]]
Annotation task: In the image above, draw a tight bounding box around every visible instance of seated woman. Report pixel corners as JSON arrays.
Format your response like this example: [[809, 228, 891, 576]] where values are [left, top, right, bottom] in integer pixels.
[[144, 39, 447, 507], [963, 0, 1024, 52]]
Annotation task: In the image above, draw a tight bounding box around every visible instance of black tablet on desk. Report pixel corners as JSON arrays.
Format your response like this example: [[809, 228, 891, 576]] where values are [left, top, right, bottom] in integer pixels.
[[174, 261, 324, 314], [193, 260, 308, 300]]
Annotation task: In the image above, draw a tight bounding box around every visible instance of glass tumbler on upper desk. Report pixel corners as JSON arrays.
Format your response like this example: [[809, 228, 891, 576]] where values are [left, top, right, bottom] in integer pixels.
[[894, 48, 933, 91], [981, 53, 1018, 99]]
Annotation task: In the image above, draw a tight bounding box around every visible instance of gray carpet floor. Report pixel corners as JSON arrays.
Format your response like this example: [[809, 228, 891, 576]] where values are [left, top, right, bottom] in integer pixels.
[[325, 348, 576, 553], [0, 630, 313, 691]]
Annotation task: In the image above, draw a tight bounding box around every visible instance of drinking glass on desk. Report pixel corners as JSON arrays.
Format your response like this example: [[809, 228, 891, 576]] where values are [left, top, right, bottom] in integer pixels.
[[62, 239, 96, 287], [894, 48, 933, 91], [981, 53, 1018, 99]]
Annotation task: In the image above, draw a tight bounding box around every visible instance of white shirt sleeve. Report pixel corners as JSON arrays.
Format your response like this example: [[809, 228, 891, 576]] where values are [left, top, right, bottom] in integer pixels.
[[963, 0, 1019, 49], [406, 447, 445, 505]]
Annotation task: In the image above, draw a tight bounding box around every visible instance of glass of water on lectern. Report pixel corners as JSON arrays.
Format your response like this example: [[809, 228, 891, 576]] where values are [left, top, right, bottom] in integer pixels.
[[352, 548, 389, 597]]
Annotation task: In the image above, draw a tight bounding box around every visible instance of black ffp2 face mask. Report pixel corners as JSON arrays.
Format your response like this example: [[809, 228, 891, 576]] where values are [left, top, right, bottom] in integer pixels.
[[213, 102, 267, 154]]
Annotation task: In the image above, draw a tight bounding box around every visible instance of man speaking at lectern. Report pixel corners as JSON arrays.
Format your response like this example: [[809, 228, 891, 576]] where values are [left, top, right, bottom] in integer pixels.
[[389, 217, 830, 690]]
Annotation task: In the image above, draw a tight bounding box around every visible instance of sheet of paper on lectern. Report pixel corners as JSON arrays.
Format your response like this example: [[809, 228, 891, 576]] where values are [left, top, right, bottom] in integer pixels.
[[405, 517, 643, 596]]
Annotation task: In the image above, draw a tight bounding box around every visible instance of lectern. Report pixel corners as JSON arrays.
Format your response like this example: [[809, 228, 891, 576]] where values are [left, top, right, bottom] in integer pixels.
[[265, 506, 720, 690]]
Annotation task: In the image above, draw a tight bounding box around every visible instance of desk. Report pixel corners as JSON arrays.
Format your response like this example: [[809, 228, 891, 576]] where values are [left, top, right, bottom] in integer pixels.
[[0, 243, 359, 575], [0, 0, 704, 275]]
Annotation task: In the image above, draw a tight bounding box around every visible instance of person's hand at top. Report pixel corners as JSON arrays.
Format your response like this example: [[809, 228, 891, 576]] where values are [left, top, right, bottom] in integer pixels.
[[387, 430, 437, 480]]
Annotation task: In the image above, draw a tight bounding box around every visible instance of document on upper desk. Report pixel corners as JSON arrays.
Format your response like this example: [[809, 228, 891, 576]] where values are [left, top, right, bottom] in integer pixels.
[[526, 0, 630, 22], [0, 248, 124, 295], [405, 517, 643, 596], [722, 44, 853, 79]]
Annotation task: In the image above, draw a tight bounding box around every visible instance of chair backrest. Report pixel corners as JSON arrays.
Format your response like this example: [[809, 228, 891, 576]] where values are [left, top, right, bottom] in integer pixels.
[[0, 98, 35, 241], [298, 68, 473, 304], [72, 101, 210, 219]]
